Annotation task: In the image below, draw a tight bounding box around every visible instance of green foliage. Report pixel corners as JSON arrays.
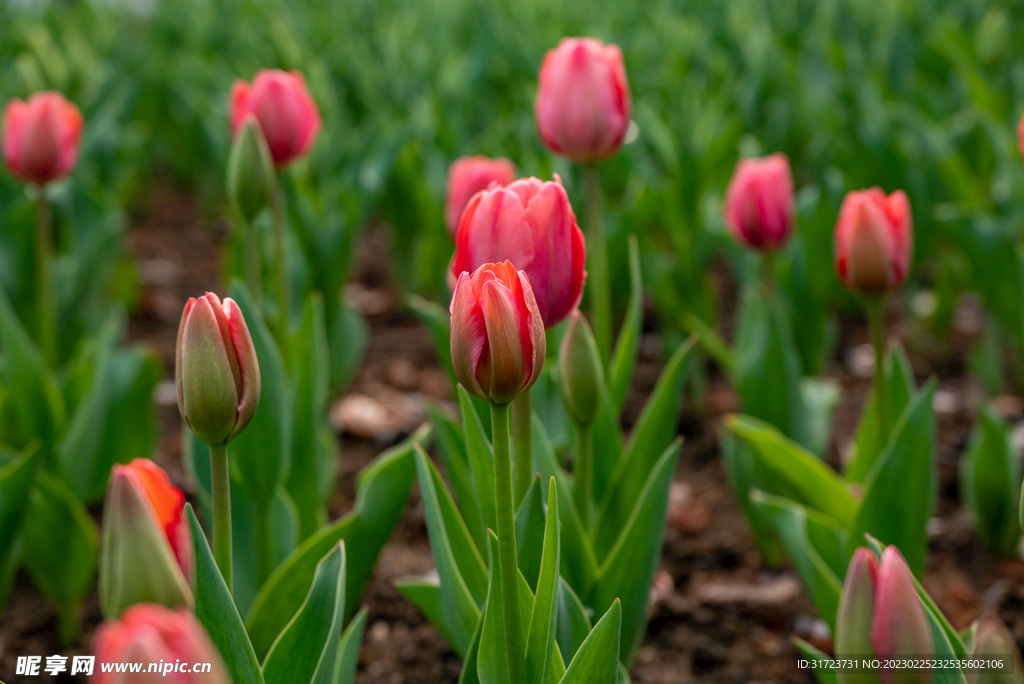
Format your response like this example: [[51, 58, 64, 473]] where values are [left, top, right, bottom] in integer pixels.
[[959, 407, 1021, 557]]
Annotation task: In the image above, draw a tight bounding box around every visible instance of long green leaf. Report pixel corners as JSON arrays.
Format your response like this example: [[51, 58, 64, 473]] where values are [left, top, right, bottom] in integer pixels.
[[516, 476, 547, 592], [959, 407, 1020, 557], [846, 344, 914, 483], [608, 234, 642, 413], [427, 402, 485, 552], [459, 386, 498, 534], [556, 579, 591, 666], [525, 478, 560, 684], [332, 608, 367, 684], [558, 600, 621, 684]]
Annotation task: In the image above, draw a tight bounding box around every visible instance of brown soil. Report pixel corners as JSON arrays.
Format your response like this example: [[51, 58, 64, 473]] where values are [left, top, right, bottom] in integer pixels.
[[2, 187, 1023, 684]]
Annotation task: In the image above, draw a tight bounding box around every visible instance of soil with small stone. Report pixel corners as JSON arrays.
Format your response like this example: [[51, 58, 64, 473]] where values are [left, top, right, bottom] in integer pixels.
[[2, 186, 1023, 684]]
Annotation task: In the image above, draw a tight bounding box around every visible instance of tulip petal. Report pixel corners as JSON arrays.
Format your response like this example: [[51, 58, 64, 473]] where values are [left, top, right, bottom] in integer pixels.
[[175, 298, 195, 423], [870, 547, 933, 684], [450, 271, 488, 400], [480, 277, 529, 404], [223, 297, 261, 442]]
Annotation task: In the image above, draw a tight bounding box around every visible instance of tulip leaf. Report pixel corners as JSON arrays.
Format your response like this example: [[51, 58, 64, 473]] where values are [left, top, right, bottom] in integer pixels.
[[749, 490, 845, 633], [407, 293, 456, 388], [246, 425, 428, 661], [725, 414, 855, 527], [525, 478, 560, 684], [185, 504, 266, 684], [531, 414, 570, 496], [0, 443, 38, 566], [532, 364, 571, 454], [459, 386, 498, 534], [799, 377, 841, 461], [959, 407, 1020, 557], [593, 337, 693, 559], [397, 577, 465, 650], [457, 608, 485, 684], [331, 607, 367, 684], [427, 402, 485, 552], [228, 279, 292, 511], [262, 542, 346, 684], [516, 475, 547, 592], [590, 390, 623, 505], [848, 381, 936, 577], [846, 344, 914, 483], [230, 484, 300, 616], [590, 440, 681, 667], [608, 234, 643, 414], [477, 531, 536, 684], [558, 599, 621, 684], [328, 298, 368, 394], [791, 638, 838, 684], [556, 579, 592, 666], [553, 474, 598, 599], [719, 428, 785, 566]]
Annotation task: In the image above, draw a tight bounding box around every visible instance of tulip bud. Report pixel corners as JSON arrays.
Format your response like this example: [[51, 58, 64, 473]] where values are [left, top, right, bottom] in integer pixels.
[[834, 188, 913, 296], [176, 292, 261, 446], [535, 37, 632, 164], [100, 459, 193, 618], [559, 311, 603, 426], [871, 547, 934, 684], [2, 91, 83, 186], [227, 115, 275, 223], [967, 613, 1024, 684], [445, 156, 516, 239], [835, 549, 880, 684], [722, 153, 796, 252], [450, 261, 546, 405], [451, 175, 586, 328], [230, 69, 321, 168], [93, 604, 232, 684]]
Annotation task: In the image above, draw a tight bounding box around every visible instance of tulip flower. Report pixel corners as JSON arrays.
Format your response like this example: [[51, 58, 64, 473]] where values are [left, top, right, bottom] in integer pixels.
[[100, 459, 193, 618], [723, 153, 796, 252], [230, 69, 321, 168], [451, 175, 586, 330], [534, 37, 631, 164], [2, 91, 83, 186], [444, 156, 516, 239], [176, 292, 260, 589], [93, 604, 231, 684], [834, 188, 913, 297], [967, 613, 1024, 684], [835, 548, 878, 682]]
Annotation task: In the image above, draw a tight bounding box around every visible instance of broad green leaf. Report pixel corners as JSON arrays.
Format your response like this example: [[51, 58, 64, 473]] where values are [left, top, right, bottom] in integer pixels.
[[185, 505, 265, 684], [594, 337, 693, 558], [263, 542, 346, 684], [458, 608, 484, 684], [516, 476, 547, 592], [556, 579, 591, 666], [725, 415, 855, 527], [332, 607, 367, 684], [849, 382, 937, 577], [408, 294, 456, 387], [427, 402, 485, 552], [230, 484, 300, 616], [959, 407, 1020, 557], [531, 415, 570, 497], [477, 533, 538, 684], [792, 638, 838, 684], [800, 377, 840, 460], [558, 599, 621, 684], [525, 478, 560, 684], [246, 426, 428, 660], [846, 344, 915, 483], [590, 440, 681, 666], [460, 386, 497, 534], [396, 578, 465, 650], [553, 475, 598, 599], [608, 234, 642, 413], [590, 390, 622, 506], [719, 428, 784, 566], [0, 443, 38, 561]]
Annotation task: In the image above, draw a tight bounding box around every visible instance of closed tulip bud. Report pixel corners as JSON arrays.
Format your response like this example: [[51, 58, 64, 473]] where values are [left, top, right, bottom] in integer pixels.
[[176, 293, 261, 446], [227, 115, 275, 223], [230, 69, 321, 168], [723, 153, 796, 252], [93, 604, 232, 684], [451, 175, 586, 328], [871, 547, 934, 684], [445, 156, 516, 239], [100, 459, 193, 618], [2, 91, 83, 186], [834, 188, 913, 296], [535, 37, 632, 164], [836, 548, 882, 684], [559, 311, 603, 426], [450, 261, 546, 405], [967, 613, 1024, 684]]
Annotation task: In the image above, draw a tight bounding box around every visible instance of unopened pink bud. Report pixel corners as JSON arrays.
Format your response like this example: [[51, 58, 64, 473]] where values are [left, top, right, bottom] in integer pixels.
[[2, 91, 83, 186], [870, 547, 934, 684], [723, 153, 796, 252], [444, 156, 516, 239], [834, 188, 913, 296], [230, 69, 321, 168]]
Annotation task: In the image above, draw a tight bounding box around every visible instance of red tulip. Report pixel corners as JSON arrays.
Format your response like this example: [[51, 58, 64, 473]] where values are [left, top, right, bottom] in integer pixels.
[[92, 604, 231, 684], [230, 69, 321, 168], [450, 261, 546, 405], [535, 37, 632, 163], [871, 547, 933, 684], [121, 459, 192, 576], [176, 293, 261, 446], [723, 153, 796, 251], [2, 91, 83, 186], [834, 187, 913, 296], [451, 176, 586, 328], [445, 156, 516, 239]]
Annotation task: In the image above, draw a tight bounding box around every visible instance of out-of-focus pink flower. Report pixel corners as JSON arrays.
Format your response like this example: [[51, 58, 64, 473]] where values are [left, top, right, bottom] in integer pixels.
[[444, 156, 516, 239], [1017, 113, 1024, 160], [534, 37, 631, 164], [450, 261, 546, 405], [451, 175, 585, 328], [722, 153, 796, 251], [230, 69, 321, 167], [2, 91, 83, 186], [870, 547, 934, 684], [834, 188, 913, 296]]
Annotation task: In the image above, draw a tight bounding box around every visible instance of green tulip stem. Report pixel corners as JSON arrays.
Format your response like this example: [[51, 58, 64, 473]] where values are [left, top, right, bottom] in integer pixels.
[[573, 421, 593, 530], [242, 218, 263, 302], [271, 179, 289, 346], [35, 190, 56, 368], [255, 504, 273, 588], [210, 443, 233, 592], [57, 604, 79, 648], [490, 401, 525, 684], [512, 392, 533, 507], [869, 298, 890, 439], [761, 250, 775, 299], [583, 165, 611, 368]]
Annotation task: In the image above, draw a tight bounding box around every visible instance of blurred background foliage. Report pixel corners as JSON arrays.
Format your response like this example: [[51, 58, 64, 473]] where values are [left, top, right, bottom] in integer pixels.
[[3, 0, 1024, 372]]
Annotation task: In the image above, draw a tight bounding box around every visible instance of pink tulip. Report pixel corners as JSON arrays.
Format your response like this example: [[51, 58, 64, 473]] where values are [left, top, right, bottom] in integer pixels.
[[834, 548, 878, 668], [445, 156, 517, 239], [230, 69, 321, 168], [2, 91, 83, 186], [723, 153, 796, 251], [834, 187, 913, 296], [450, 261, 546, 405], [535, 37, 632, 163], [92, 604, 231, 684], [451, 176, 586, 328], [871, 547, 934, 684]]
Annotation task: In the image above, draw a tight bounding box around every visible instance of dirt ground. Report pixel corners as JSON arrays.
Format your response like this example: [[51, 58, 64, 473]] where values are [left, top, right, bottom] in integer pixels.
[[1, 186, 1023, 684]]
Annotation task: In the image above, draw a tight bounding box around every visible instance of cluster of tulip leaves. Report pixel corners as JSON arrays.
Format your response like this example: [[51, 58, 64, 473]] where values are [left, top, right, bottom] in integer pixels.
[[404, 236, 693, 675]]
